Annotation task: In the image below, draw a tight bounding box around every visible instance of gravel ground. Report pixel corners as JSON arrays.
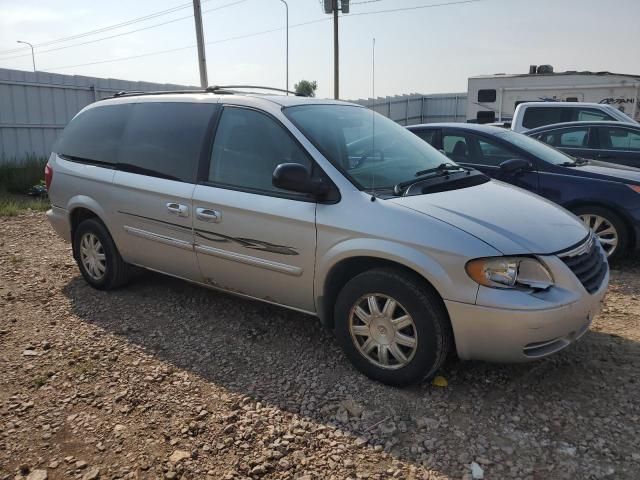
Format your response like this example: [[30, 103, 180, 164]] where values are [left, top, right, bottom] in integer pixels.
[[1, 213, 639, 480]]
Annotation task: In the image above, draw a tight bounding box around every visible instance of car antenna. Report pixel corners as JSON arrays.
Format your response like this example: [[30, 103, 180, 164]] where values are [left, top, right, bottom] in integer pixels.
[[370, 37, 377, 203]]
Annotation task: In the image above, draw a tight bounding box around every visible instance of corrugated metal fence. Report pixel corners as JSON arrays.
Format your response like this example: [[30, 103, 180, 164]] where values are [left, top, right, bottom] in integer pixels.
[[0, 68, 192, 162], [350, 92, 467, 126]]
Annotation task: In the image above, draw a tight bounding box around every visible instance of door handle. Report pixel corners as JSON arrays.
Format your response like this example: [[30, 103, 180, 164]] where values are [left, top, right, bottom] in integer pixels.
[[196, 207, 221, 223], [166, 202, 189, 217]]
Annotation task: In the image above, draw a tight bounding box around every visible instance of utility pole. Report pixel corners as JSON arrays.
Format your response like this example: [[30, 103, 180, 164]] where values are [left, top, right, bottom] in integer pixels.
[[192, 0, 208, 88], [333, 1, 339, 99], [16, 40, 35, 72], [280, 0, 289, 94], [324, 0, 349, 100]]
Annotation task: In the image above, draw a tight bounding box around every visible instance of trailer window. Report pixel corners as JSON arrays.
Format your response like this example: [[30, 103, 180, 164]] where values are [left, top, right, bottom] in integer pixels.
[[477, 89, 497, 103]]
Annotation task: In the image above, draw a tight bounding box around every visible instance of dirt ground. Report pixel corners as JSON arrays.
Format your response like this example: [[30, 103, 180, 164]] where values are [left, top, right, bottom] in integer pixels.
[[1, 213, 639, 480]]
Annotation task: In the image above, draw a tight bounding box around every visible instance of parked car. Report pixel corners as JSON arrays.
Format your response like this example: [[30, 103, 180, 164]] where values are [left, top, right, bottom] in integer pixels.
[[408, 123, 640, 261], [510, 102, 637, 133], [46, 90, 608, 386], [526, 121, 640, 168]]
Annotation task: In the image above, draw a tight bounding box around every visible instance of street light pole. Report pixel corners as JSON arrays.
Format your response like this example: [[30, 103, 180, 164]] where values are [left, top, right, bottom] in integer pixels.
[[279, 0, 289, 95], [16, 40, 35, 72]]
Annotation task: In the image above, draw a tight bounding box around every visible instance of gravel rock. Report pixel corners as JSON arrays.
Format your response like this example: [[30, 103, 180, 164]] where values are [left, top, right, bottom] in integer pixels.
[[1, 214, 639, 480], [26, 470, 47, 480]]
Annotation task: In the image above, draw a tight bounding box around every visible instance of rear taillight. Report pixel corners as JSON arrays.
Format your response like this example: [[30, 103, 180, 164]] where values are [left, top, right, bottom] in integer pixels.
[[44, 163, 53, 191]]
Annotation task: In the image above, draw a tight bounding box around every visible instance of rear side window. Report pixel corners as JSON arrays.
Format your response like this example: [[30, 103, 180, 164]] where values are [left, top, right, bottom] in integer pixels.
[[442, 134, 470, 163], [522, 107, 565, 129], [118, 102, 217, 183], [576, 108, 614, 122], [55, 104, 131, 165], [556, 127, 590, 148]]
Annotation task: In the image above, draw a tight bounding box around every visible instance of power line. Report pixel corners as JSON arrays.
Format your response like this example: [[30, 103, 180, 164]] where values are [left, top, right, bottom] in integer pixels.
[[0, 0, 216, 56], [348, 0, 489, 16], [0, 0, 248, 61], [44, 18, 330, 71], [43, 0, 493, 71]]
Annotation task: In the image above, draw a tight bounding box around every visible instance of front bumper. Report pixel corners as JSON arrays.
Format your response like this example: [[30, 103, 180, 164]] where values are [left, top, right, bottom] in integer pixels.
[[46, 206, 71, 242], [445, 254, 609, 362]]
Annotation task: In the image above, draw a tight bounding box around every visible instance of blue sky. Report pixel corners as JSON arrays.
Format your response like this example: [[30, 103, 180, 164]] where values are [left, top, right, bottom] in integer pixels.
[[0, 0, 638, 99]]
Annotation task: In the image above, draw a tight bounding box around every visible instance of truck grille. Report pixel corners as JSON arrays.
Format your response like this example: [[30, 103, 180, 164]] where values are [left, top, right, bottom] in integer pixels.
[[558, 234, 607, 294]]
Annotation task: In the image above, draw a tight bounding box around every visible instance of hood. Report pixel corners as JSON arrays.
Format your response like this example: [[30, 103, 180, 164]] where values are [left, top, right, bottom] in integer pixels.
[[389, 180, 588, 255], [572, 159, 640, 184]]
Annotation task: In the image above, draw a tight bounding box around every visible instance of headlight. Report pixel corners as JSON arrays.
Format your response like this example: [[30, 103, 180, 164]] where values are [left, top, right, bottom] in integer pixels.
[[465, 257, 554, 290]]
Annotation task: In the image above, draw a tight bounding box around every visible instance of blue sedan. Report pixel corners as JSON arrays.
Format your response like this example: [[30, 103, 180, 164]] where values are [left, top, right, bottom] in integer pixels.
[[407, 123, 640, 261]]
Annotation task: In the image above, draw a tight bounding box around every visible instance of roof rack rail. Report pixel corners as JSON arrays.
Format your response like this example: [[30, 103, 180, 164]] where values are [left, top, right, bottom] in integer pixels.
[[210, 85, 305, 96], [105, 85, 306, 100]]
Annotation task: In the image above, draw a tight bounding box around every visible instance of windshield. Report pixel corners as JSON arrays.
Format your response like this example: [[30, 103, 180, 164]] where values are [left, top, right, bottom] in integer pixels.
[[496, 130, 576, 165], [284, 104, 454, 190]]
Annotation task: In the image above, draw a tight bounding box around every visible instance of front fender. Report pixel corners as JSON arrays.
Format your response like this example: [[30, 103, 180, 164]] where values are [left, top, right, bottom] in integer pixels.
[[315, 237, 485, 308]]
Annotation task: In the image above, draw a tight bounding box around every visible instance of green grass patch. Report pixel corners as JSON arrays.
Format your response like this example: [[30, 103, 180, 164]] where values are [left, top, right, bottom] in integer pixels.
[[0, 155, 48, 194], [0, 194, 49, 217]]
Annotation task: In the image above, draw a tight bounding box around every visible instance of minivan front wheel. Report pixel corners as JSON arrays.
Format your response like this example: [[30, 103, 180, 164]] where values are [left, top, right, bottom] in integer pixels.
[[334, 268, 451, 386], [572, 206, 627, 261], [73, 218, 131, 290]]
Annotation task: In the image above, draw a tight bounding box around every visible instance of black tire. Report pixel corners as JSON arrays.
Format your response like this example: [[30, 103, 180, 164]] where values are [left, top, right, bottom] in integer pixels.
[[570, 205, 628, 262], [73, 218, 131, 290], [334, 268, 452, 386]]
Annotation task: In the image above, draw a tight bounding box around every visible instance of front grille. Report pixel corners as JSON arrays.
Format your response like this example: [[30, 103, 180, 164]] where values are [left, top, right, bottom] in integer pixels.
[[558, 234, 607, 294]]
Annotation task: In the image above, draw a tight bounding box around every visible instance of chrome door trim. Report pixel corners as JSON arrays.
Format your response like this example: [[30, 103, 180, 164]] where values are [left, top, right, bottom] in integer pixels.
[[124, 225, 194, 251], [194, 243, 303, 276]]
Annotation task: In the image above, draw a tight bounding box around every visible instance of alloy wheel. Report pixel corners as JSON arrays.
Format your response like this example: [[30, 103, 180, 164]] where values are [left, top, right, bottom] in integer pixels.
[[578, 214, 618, 257], [348, 293, 418, 370], [79, 232, 107, 281]]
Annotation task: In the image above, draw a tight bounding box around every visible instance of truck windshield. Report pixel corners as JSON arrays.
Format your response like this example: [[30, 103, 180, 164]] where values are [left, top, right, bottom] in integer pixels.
[[284, 104, 455, 191], [496, 130, 576, 165]]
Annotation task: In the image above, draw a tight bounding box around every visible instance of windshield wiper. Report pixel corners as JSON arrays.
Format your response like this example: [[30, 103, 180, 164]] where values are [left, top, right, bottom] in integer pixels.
[[393, 164, 470, 195], [561, 157, 589, 167], [414, 163, 465, 177]]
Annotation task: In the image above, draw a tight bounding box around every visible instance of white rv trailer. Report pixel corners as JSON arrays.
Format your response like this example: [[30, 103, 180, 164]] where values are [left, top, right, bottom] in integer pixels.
[[467, 66, 640, 124]]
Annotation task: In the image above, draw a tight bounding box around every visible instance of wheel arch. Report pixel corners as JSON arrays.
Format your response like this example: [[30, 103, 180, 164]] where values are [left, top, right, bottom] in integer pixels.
[[317, 253, 452, 332]]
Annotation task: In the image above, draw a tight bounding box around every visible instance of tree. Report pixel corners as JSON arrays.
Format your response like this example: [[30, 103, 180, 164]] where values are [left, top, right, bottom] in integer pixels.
[[294, 80, 317, 97]]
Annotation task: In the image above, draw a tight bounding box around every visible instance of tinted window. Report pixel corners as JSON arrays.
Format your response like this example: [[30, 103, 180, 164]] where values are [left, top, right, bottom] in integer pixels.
[[118, 102, 216, 183], [598, 127, 640, 151], [55, 104, 131, 164], [477, 89, 497, 102], [476, 111, 496, 124], [209, 107, 312, 194], [522, 107, 565, 129]]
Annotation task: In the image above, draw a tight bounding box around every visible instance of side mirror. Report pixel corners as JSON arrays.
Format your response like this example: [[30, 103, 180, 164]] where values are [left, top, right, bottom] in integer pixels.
[[272, 163, 330, 197], [499, 158, 531, 173]]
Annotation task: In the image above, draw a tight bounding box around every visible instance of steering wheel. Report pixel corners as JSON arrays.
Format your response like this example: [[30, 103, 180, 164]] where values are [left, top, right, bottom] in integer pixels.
[[353, 149, 385, 168]]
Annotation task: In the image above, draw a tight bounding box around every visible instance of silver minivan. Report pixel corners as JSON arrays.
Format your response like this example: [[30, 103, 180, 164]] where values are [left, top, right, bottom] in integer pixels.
[[46, 89, 609, 386]]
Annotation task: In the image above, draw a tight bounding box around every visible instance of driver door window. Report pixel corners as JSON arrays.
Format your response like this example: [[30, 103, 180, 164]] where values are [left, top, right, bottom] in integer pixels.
[[209, 107, 312, 195]]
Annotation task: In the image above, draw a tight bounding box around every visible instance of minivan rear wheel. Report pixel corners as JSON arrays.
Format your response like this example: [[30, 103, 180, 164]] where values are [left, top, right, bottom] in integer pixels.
[[571, 206, 627, 262], [73, 218, 131, 290], [334, 268, 451, 386]]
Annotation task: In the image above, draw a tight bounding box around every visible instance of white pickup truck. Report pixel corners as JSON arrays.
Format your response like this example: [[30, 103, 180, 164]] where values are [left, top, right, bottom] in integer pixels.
[[510, 102, 638, 133]]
